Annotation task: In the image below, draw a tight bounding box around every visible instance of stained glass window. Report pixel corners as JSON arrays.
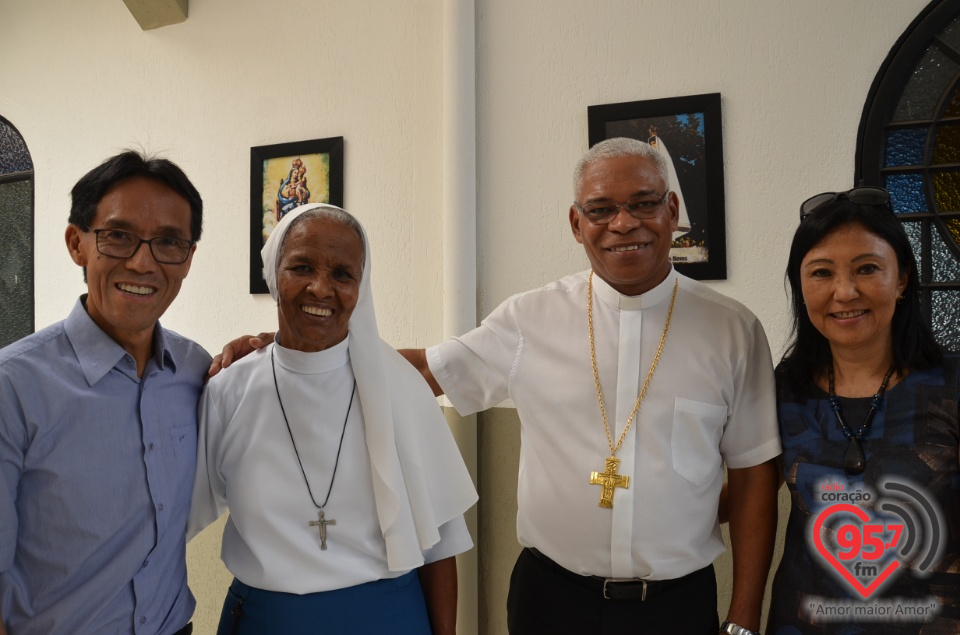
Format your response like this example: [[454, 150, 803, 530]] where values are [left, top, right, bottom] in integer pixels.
[[0, 117, 34, 348], [857, 0, 960, 352]]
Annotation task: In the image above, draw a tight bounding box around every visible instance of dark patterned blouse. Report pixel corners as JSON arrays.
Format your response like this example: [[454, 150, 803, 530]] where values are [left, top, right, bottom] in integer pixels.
[[767, 354, 960, 635]]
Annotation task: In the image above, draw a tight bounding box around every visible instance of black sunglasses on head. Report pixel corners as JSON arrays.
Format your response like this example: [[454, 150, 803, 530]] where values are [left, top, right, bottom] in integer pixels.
[[799, 186, 891, 220]]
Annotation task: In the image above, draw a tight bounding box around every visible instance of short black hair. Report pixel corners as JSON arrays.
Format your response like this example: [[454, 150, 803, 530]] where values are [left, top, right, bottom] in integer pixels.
[[779, 198, 942, 386], [69, 150, 203, 241]]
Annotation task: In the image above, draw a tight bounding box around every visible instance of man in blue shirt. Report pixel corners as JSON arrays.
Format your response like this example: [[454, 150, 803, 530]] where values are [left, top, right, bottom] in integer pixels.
[[0, 151, 211, 635]]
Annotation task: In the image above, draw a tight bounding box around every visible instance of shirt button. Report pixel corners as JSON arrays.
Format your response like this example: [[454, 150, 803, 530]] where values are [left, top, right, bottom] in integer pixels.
[[158, 503, 164, 511], [148, 443, 155, 451], [139, 616, 147, 625]]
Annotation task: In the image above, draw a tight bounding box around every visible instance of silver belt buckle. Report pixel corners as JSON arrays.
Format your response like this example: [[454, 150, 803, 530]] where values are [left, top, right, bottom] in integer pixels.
[[602, 577, 647, 601]]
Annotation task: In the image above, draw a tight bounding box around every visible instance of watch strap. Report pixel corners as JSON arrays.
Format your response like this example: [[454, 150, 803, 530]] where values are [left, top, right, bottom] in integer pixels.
[[720, 621, 759, 635]]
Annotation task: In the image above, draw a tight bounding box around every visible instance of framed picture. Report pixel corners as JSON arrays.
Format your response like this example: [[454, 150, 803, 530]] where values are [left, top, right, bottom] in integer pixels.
[[249, 136, 344, 294], [588, 93, 726, 280]]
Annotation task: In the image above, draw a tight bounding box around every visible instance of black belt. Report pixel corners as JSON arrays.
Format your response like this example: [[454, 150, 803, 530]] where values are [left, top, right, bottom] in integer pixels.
[[173, 623, 193, 635], [526, 547, 709, 601]]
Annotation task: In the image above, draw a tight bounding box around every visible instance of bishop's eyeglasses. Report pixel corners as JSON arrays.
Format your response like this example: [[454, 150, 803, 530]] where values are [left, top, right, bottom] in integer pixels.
[[91, 228, 195, 264], [573, 190, 671, 225]]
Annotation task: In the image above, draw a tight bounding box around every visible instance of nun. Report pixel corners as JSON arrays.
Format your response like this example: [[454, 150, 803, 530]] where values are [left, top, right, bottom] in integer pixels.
[[189, 204, 477, 634]]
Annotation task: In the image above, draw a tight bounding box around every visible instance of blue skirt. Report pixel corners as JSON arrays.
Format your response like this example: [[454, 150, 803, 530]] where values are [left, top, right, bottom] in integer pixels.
[[217, 572, 432, 635]]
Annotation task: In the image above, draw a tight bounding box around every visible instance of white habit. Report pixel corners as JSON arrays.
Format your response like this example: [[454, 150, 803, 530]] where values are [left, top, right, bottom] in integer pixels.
[[188, 338, 474, 592], [190, 202, 477, 593]]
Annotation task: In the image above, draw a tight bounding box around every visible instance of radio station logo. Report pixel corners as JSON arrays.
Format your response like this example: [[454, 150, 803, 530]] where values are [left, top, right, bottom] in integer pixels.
[[806, 477, 944, 622]]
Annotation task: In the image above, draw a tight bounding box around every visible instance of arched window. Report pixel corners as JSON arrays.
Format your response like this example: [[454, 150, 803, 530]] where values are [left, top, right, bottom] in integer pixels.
[[0, 117, 34, 348], [857, 0, 960, 352]]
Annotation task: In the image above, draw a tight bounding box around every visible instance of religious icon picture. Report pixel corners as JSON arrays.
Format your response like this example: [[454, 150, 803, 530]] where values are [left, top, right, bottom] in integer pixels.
[[249, 136, 344, 294], [588, 93, 727, 280]]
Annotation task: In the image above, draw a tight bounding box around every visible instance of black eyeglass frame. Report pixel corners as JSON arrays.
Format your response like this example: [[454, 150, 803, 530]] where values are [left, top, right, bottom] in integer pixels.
[[89, 228, 196, 265], [799, 186, 892, 221], [573, 190, 672, 225]]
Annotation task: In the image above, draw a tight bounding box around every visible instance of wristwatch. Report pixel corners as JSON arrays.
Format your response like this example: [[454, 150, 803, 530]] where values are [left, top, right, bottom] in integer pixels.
[[720, 621, 759, 635]]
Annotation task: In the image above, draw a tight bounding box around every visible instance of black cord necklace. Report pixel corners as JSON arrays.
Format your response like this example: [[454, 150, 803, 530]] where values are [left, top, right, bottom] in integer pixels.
[[827, 362, 895, 475], [271, 347, 356, 550]]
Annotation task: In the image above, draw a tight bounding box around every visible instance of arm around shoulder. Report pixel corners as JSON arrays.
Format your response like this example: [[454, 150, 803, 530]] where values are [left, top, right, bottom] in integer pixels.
[[398, 348, 443, 397], [208, 331, 275, 378]]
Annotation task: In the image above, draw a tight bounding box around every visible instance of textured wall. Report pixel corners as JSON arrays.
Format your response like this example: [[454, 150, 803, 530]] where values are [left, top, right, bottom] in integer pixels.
[[0, 0, 445, 353], [475, 0, 930, 359], [0, 0, 937, 633], [0, 1, 445, 632], [472, 0, 931, 633]]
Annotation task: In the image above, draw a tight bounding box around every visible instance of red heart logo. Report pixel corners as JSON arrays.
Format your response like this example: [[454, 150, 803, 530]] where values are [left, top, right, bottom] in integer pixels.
[[812, 503, 900, 599]]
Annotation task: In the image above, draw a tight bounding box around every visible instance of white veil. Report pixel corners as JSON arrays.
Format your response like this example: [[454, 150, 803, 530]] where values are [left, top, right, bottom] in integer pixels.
[[261, 203, 477, 571]]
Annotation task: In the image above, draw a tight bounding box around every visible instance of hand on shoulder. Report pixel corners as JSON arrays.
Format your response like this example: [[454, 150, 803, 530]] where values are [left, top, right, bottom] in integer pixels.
[[207, 332, 276, 379]]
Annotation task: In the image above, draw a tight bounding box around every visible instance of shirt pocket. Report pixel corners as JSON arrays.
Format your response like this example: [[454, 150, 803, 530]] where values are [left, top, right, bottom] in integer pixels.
[[170, 423, 197, 466], [671, 398, 726, 487]]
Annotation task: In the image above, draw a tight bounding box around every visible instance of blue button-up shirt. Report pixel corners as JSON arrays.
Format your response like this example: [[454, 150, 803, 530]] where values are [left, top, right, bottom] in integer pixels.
[[0, 297, 210, 635]]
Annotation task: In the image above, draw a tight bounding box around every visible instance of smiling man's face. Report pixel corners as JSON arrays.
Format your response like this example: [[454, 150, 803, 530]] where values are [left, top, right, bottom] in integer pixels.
[[65, 176, 196, 351], [569, 155, 679, 296]]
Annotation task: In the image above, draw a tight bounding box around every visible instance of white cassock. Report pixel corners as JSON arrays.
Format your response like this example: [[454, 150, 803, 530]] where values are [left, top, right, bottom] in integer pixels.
[[428, 268, 781, 580]]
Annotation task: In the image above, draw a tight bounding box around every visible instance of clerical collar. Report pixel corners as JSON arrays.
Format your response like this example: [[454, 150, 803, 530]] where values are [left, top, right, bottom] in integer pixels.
[[273, 335, 351, 375], [591, 268, 678, 312]]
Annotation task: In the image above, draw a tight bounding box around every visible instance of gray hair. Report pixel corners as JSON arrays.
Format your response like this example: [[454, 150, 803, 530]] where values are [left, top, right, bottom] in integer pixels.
[[573, 137, 669, 197], [279, 207, 366, 274]]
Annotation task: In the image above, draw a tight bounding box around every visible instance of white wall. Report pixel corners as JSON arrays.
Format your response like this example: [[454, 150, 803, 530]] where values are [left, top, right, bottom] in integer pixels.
[[2, 1, 448, 631], [1, 0, 446, 351], [475, 0, 929, 359], [0, 0, 933, 633]]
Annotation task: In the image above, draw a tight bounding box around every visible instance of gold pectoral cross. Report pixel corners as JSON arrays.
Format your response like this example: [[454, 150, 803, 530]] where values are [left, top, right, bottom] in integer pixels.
[[590, 456, 630, 508], [309, 509, 336, 550]]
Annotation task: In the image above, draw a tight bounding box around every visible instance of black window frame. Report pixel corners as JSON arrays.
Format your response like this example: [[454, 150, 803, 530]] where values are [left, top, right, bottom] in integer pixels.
[[856, 0, 960, 351], [0, 115, 35, 346]]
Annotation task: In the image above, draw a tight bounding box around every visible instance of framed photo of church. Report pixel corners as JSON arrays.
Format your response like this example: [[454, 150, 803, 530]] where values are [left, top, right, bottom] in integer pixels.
[[249, 136, 345, 294], [587, 93, 726, 280]]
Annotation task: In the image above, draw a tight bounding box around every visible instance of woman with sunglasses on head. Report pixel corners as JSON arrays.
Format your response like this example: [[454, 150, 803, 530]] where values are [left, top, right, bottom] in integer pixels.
[[764, 188, 960, 634]]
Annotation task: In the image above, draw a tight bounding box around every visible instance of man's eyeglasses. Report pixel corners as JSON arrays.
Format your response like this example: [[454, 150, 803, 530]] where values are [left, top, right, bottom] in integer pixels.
[[574, 190, 670, 225], [799, 187, 891, 220], [91, 228, 195, 264]]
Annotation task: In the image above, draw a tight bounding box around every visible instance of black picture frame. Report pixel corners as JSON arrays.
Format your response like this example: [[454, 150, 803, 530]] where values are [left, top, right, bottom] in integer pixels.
[[249, 136, 344, 294], [588, 93, 726, 280]]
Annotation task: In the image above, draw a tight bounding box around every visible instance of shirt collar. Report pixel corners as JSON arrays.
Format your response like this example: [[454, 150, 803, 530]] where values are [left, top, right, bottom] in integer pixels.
[[63, 295, 175, 385], [273, 335, 351, 375], [591, 267, 678, 312]]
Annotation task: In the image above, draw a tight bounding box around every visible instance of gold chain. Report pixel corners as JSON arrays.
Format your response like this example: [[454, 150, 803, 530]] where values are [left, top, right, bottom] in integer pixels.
[[587, 271, 678, 456]]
